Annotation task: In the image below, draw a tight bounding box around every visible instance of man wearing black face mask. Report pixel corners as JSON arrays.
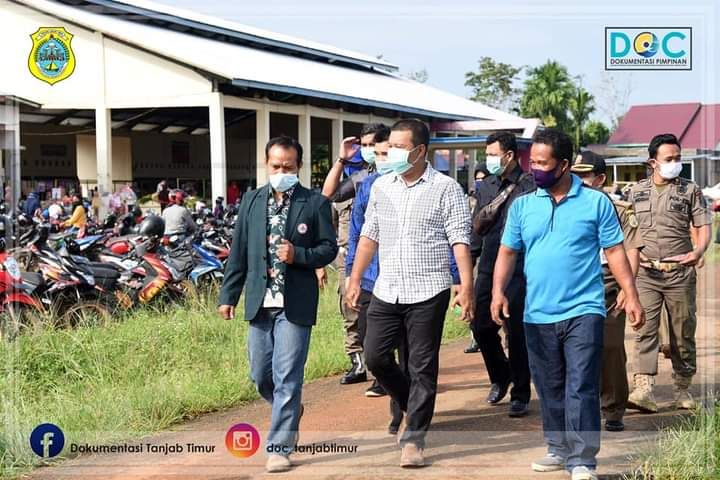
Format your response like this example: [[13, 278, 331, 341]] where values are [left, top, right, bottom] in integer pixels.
[[469, 132, 535, 417], [491, 129, 645, 480]]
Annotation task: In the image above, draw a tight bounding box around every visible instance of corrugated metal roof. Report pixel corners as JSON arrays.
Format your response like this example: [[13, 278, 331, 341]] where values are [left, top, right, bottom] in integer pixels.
[[608, 102, 701, 146], [17, 0, 520, 121]]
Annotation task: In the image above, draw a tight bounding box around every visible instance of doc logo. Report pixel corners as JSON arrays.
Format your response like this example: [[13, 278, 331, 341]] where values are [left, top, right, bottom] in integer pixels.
[[606, 27, 691, 70], [225, 423, 260, 458], [29, 423, 65, 458]]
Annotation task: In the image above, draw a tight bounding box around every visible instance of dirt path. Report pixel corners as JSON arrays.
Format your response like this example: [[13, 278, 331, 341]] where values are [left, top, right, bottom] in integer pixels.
[[28, 263, 718, 480]]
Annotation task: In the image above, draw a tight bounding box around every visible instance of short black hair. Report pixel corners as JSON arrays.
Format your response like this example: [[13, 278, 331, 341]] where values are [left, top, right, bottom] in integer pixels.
[[372, 125, 391, 143], [265, 135, 303, 166], [475, 165, 489, 178], [360, 123, 389, 139], [648, 133, 681, 159], [486, 131, 518, 156], [531, 128, 573, 164], [391, 119, 430, 147]]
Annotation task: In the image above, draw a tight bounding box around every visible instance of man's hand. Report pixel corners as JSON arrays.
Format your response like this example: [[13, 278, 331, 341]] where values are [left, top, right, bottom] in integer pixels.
[[624, 293, 646, 330], [218, 305, 235, 320], [666, 250, 703, 266], [339, 136, 359, 161], [614, 289, 626, 313], [315, 268, 327, 289], [490, 292, 509, 326], [345, 278, 361, 312], [277, 239, 295, 264], [450, 286, 474, 323]]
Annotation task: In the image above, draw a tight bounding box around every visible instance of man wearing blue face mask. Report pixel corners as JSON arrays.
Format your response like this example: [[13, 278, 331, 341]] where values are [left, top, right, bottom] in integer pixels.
[[218, 135, 338, 473], [347, 119, 475, 468], [470, 131, 535, 417]]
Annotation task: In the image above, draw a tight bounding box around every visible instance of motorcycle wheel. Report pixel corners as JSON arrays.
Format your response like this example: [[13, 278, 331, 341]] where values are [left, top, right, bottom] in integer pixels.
[[62, 301, 112, 328], [1, 301, 42, 341]]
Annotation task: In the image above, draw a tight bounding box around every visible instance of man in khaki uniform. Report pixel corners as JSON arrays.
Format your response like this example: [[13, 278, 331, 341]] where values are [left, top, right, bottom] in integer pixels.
[[627, 133, 712, 412], [572, 151, 643, 432]]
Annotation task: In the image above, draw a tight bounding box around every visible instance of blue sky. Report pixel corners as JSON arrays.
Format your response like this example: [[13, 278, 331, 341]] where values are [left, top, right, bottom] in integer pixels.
[[157, 0, 719, 125]]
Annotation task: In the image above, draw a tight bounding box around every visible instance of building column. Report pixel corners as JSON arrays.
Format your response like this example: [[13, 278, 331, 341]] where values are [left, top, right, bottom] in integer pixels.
[[331, 117, 343, 159], [468, 149, 478, 191], [209, 92, 227, 201], [255, 106, 270, 187], [298, 111, 312, 187], [449, 149, 457, 180], [95, 107, 113, 208]]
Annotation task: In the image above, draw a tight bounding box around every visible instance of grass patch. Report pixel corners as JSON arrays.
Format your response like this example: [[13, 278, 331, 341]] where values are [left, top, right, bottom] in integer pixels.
[[0, 271, 470, 477], [627, 402, 719, 480]]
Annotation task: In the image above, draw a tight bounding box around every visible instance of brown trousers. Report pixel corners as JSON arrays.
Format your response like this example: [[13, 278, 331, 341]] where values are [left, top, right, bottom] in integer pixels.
[[634, 266, 697, 377], [601, 281, 628, 422]]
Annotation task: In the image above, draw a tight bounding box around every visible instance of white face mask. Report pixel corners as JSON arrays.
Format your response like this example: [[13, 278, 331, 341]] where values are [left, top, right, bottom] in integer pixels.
[[486, 155, 506, 176], [658, 161, 682, 180], [268, 172, 299, 192]]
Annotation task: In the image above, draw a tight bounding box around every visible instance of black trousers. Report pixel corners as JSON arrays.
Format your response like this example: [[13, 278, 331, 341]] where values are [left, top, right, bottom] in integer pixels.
[[471, 272, 531, 403], [357, 289, 373, 347], [364, 289, 451, 448]]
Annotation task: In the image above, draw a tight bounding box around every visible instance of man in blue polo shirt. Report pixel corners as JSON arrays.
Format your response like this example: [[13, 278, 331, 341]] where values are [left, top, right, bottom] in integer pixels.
[[491, 129, 645, 480]]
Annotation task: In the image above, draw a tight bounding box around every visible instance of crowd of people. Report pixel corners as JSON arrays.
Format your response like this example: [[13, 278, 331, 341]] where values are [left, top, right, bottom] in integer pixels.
[[217, 121, 714, 478]]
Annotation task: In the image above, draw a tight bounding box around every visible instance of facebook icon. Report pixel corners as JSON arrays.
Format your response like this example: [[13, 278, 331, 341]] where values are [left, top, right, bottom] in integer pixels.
[[29, 423, 65, 458]]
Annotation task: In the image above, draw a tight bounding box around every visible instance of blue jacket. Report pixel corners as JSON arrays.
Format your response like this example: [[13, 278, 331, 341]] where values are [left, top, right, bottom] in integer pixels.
[[346, 172, 460, 293], [23, 192, 40, 217]]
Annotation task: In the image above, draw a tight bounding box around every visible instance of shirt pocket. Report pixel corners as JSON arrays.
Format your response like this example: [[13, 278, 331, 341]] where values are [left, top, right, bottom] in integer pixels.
[[634, 200, 652, 228]]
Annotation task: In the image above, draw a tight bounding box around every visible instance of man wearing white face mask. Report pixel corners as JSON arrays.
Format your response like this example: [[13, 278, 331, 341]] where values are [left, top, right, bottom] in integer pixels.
[[347, 119, 475, 468], [627, 133, 712, 413], [218, 136, 338, 473]]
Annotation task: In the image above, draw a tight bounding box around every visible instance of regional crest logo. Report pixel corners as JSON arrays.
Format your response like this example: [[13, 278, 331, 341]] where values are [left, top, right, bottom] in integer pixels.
[[28, 27, 76, 85]]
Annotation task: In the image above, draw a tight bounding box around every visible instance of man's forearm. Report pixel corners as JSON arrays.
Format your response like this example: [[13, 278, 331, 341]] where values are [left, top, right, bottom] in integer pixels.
[[452, 243, 474, 290], [349, 237, 378, 282], [694, 224, 712, 255], [492, 246, 517, 296], [321, 161, 344, 198], [606, 244, 639, 297]]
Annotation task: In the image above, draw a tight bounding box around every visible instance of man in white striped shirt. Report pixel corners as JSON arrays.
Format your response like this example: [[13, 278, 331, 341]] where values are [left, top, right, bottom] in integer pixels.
[[347, 119, 474, 468]]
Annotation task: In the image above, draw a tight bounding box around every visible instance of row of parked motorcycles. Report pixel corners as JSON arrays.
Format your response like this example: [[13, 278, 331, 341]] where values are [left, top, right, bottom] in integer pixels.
[[0, 206, 236, 340]]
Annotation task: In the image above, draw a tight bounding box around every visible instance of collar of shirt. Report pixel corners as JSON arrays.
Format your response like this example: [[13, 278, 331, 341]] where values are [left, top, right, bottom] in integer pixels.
[[535, 173, 582, 199], [391, 161, 434, 187], [269, 185, 295, 204]]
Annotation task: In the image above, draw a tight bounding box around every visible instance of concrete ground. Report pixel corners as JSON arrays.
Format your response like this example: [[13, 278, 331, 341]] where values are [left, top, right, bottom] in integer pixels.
[[27, 263, 719, 480]]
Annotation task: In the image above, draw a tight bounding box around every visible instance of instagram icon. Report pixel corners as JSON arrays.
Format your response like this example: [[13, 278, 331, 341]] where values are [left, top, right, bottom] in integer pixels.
[[225, 423, 260, 458]]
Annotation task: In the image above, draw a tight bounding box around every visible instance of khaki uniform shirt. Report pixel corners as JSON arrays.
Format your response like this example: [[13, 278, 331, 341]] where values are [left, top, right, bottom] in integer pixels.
[[629, 177, 712, 261], [603, 199, 643, 286]]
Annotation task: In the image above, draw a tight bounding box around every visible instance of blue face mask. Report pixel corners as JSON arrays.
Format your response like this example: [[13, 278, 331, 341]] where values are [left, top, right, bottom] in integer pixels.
[[360, 146, 376, 165], [269, 173, 299, 192], [486, 155, 506, 176], [386, 146, 421, 175]]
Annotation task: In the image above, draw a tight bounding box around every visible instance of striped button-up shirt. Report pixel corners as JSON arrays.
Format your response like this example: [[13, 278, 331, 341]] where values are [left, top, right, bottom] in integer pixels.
[[360, 164, 471, 304]]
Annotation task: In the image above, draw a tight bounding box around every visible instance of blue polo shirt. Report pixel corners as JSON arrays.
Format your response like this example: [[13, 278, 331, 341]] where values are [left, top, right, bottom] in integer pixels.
[[501, 174, 623, 324]]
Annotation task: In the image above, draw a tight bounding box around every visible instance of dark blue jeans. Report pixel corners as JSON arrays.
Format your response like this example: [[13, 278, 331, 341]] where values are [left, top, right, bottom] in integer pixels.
[[524, 314, 604, 471]]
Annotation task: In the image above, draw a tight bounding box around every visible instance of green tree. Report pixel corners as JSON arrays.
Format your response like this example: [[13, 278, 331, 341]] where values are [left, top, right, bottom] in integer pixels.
[[568, 84, 595, 150], [583, 120, 611, 145], [519, 60, 574, 131], [464, 56, 522, 110]]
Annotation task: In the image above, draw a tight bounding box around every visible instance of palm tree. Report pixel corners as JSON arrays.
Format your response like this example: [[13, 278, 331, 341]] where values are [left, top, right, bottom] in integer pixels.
[[568, 84, 596, 151], [519, 60, 575, 130]]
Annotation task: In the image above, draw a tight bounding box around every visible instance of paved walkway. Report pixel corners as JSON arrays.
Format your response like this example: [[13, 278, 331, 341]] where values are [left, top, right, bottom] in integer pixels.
[[29, 263, 719, 479]]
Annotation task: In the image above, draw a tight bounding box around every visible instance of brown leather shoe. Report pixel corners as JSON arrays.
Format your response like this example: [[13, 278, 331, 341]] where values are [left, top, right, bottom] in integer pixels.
[[400, 443, 425, 468]]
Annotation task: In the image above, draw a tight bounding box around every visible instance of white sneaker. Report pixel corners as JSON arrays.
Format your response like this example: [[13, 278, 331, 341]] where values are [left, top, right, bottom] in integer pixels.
[[531, 452, 565, 472], [571, 466, 598, 480], [265, 454, 292, 473]]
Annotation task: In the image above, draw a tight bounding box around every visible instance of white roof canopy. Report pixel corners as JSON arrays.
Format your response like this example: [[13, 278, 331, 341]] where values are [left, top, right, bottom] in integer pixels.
[[17, 0, 521, 121]]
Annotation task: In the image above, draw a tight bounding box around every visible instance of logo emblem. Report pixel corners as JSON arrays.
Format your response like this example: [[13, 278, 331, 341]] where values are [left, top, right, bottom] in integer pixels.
[[633, 32, 658, 57], [29, 423, 65, 458], [297, 223, 308, 234], [225, 423, 260, 458], [28, 27, 76, 85]]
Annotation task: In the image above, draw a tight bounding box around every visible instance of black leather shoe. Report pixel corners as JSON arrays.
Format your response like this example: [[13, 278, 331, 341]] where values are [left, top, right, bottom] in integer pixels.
[[486, 380, 511, 404], [508, 400, 529, 417], [340, 352, 367, 385], [388, 423, 400, 435], [605, 420, 625, 432], [464, 338, 480, 354]]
